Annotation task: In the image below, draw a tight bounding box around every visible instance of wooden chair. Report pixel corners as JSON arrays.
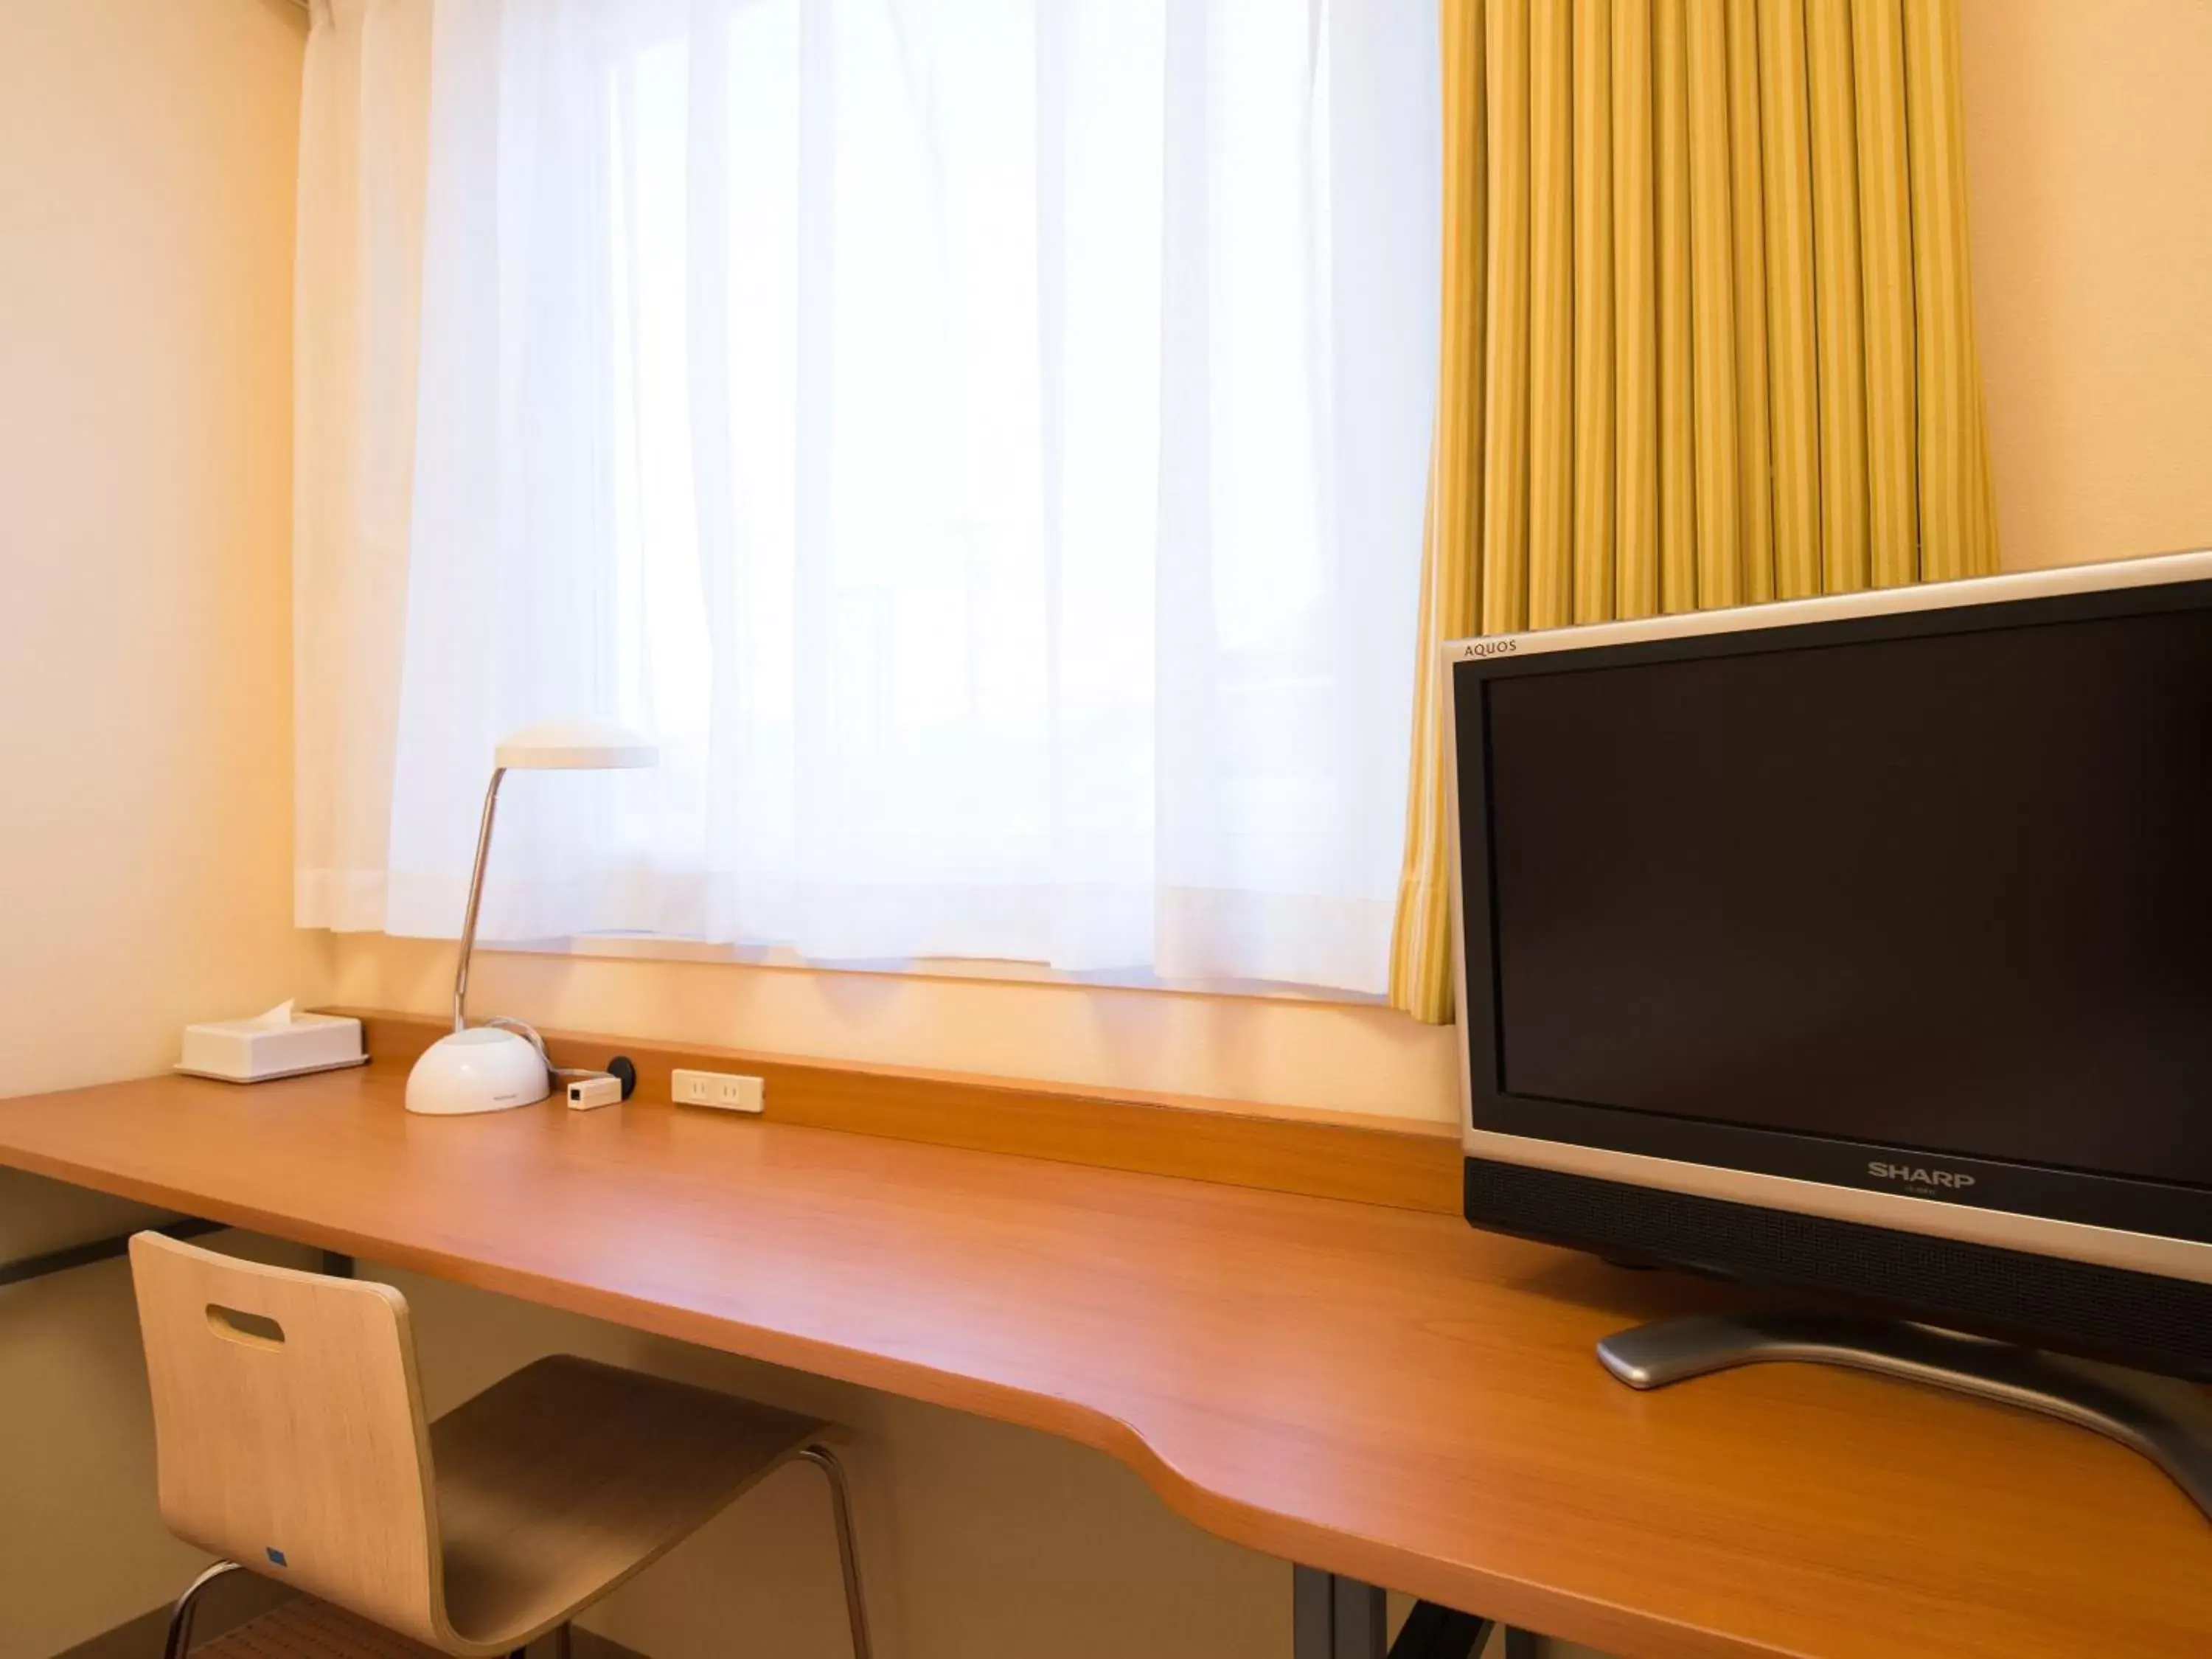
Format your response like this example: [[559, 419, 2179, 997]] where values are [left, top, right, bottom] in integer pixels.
[[130, 1233, 872, 1659]]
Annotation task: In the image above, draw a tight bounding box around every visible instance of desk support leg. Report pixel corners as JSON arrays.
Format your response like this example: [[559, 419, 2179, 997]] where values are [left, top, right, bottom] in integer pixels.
[[1598, 1312, 2212, 1522], [1292, 1569, 1511, 1659], [1293, 1568, 1384, 1659], [0, 1217, 224, 1288], [320, 1251, 355, 1279]]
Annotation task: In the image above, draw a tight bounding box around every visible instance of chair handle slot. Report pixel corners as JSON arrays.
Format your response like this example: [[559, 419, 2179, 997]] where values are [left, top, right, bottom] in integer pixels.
[[206, 1304, 286, 1349]]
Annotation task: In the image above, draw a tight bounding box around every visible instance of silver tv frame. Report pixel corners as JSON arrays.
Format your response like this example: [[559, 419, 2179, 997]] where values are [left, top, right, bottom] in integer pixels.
[[1444, 546, 2212, 1288]]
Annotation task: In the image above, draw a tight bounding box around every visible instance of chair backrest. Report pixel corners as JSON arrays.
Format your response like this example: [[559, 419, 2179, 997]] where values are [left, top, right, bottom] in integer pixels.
[[130, 1233, 445, 1645]]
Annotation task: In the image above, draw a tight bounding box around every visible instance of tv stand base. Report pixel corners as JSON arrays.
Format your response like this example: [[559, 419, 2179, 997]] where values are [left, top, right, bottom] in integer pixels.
[[1596, 1312, 2212, 1521]]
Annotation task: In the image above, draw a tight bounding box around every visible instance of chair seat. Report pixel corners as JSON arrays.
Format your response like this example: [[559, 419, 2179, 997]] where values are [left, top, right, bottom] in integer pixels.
[[429, 1355, 825, 1652], [193, 1596, 445, 1658]]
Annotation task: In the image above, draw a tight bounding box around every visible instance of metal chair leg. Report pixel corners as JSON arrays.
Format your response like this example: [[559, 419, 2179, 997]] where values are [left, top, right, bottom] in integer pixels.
[[797, 1444, 874, 1659], [163, 1560, 247, 1659]]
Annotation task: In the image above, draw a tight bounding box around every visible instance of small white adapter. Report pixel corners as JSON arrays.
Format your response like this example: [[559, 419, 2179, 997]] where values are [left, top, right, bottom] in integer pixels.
[[672, 1068, 765, 1113], [566, 1074, 624, 1111]]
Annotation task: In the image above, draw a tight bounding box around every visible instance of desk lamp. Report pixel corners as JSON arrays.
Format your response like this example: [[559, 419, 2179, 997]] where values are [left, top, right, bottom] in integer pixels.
[[405, 720, 657, 1116]]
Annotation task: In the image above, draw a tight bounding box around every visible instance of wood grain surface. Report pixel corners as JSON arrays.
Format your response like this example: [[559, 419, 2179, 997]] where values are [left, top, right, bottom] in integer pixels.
[[136, 1234, 825, 1654], [132, 1234, 444, 1644], [3, 1064, 2207, 1658]]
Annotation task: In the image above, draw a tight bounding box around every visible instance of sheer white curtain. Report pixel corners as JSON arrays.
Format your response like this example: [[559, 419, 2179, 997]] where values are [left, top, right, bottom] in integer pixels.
[[296, 0, 1440, 994]]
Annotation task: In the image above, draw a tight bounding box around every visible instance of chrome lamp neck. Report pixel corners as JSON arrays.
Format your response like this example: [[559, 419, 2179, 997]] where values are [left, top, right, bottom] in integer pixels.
[[452, 765, 508, 1034]]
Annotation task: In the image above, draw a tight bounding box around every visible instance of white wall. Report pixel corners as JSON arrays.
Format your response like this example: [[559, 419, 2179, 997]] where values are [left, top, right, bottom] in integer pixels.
[[0, 1, 319, 1652]]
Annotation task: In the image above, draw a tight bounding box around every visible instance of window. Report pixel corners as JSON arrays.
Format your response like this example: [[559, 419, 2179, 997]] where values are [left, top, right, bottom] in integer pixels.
[[298, 0, 1441, 995]]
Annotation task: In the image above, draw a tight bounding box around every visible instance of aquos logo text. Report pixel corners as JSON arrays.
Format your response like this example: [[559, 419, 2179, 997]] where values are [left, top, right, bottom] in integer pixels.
[[1456, 639, 1519, 661], [1867, 1161, 1976, 1192]]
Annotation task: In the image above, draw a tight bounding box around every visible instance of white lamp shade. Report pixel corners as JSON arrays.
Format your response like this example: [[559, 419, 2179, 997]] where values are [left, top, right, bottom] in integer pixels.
[[494, 719, 657, 771], [406, 1026, 552, 1115]]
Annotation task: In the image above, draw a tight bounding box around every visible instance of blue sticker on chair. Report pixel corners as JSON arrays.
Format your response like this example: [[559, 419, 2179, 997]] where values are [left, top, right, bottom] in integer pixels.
[[265, 1548, 288, 1568]]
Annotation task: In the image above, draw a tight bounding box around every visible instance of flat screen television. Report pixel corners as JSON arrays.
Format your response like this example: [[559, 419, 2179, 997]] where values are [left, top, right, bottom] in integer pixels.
[[1447, 549, 2212, 1381]]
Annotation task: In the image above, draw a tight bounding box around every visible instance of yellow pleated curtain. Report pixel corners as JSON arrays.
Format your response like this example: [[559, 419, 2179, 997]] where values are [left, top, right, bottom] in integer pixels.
[[1390, 0, 2000, 1026]]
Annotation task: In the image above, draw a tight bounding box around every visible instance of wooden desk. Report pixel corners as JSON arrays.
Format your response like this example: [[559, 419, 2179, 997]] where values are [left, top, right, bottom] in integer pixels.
[[1, 1062, 2205, 1658]]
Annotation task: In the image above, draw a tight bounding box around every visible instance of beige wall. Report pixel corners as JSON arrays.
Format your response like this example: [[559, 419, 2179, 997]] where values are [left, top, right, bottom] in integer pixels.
[[5, 4, 2202, 1658], [1964, 0, 2212, 572], [0, 0, 317, 1652]]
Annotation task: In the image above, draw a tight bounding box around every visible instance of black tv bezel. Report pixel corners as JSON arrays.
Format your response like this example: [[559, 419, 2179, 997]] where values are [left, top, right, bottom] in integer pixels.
[[1449, 573, 2212, 1256]]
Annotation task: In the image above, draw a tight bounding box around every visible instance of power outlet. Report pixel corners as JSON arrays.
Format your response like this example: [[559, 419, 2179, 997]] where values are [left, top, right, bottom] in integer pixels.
[[671, 1068, 765, 1114]]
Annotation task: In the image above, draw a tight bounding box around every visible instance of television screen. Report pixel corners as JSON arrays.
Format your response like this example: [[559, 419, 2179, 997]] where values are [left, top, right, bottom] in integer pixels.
[[1481, 607, 2212, 1189]]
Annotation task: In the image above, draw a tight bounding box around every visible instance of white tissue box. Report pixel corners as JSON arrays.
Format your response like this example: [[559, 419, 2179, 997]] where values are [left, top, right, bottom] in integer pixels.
[[176, 1011, 367, 1083]]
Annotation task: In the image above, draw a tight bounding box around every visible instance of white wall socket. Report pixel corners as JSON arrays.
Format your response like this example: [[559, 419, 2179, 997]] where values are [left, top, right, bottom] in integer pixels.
[[671, 1068, 765, 1113]]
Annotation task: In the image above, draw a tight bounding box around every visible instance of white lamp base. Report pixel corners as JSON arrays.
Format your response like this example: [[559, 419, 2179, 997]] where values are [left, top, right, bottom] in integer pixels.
[[406, 1027, 551, 1116]]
